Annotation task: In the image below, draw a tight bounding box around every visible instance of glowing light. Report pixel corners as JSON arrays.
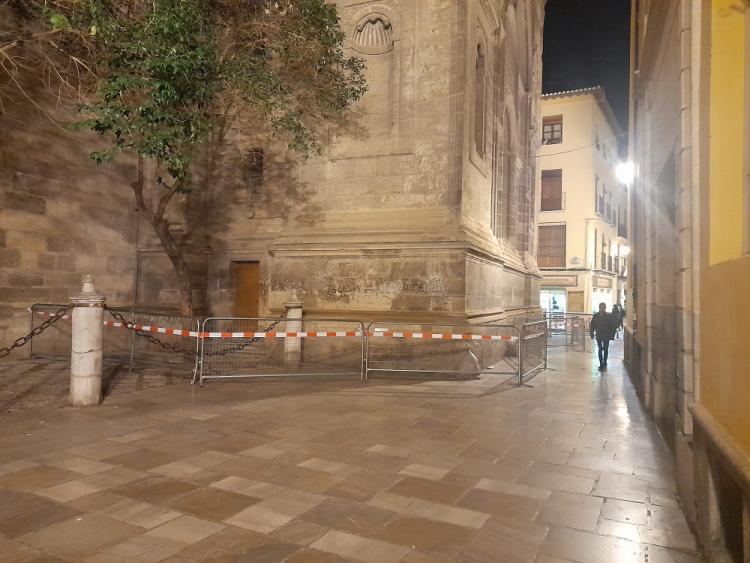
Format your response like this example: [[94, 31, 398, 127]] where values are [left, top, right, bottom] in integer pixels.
[[616, 161, 635, 185]]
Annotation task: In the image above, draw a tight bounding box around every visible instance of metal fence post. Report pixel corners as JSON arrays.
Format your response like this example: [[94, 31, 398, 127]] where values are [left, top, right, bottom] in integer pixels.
[[28, 306, 34, 358], [127, 309, 136, 375], [198, 318, 207, 386], [360, 322, 367, 383], [191, 318, 201, 385], [519, 323, 525, 385]]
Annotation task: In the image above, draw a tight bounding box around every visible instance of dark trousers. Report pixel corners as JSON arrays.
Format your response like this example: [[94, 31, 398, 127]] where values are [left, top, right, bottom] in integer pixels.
[[597, 339, 610, 366]]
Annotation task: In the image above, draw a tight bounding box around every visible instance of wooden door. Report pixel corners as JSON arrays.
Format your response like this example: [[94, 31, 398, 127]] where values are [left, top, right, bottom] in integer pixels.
[[233, 262, 260, 317]]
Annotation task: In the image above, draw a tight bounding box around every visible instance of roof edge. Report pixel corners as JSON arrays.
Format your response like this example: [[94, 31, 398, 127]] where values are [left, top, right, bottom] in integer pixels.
[[541, 86, 623, 136]]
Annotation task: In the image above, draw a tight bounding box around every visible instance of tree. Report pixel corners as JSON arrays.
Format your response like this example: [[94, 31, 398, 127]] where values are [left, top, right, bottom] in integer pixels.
[[0, 0, 367, 314]]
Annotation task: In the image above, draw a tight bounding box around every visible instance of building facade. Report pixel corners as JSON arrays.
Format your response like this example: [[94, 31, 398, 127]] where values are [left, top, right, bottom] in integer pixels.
[[192, 0, 546, 323], [535, 88, 628, 315], [627, 1, 750, 560], [0, 0, 546, 352]]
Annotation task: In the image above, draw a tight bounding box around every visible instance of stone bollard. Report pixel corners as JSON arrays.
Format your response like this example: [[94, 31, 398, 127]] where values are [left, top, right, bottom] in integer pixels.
[[284, 292, 303, 367], [69, 275, 106, 406]]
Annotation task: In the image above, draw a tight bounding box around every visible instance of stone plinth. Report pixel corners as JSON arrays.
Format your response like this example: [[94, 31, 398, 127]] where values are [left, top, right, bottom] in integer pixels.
[[284, 295, 303, 366], [69, 276, 106, 406]]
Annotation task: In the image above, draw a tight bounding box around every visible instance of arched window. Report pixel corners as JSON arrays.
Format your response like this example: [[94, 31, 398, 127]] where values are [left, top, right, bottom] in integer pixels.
[[474, 43, 486, 158], [496, 112, 515, 242], [502, 119, 514, 241]]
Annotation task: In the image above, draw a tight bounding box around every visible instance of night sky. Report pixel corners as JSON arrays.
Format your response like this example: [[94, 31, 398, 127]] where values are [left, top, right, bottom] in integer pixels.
[[542, 0, 631, 130]]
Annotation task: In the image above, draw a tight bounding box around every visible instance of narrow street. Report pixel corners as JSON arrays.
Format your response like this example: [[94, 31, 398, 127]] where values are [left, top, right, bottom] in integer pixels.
[[0, 342, 699, 562]]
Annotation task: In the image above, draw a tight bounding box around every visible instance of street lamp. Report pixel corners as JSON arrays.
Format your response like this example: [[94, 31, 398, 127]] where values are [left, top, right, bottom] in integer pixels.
[[616, 161, 635, 185]]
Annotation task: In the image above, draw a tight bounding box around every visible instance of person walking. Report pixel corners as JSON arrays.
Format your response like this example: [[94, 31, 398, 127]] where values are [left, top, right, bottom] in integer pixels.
[[611, 304, 624, 338], [590, 303, 616, 370]]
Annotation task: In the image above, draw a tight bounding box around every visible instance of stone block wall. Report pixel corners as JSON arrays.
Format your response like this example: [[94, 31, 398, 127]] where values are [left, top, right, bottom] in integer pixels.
[[0, 0, 546, 349], [0, 96, 138, 357]]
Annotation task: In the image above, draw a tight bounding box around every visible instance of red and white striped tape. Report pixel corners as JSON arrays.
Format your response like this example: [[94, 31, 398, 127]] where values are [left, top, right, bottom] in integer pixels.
[[33, 312, 518, 341], [34, 311, 202, 338], [368, 331, 515, 341], [203, 330, 362, 339], [102, 320, 202, 338]]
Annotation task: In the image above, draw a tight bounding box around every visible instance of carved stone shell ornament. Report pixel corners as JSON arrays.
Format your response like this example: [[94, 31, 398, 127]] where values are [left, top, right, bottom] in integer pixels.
[[352, 14, 394, 55]]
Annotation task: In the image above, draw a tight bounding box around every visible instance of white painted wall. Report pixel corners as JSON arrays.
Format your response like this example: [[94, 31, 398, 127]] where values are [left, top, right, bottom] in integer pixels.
[[536, 91, 629, 313]]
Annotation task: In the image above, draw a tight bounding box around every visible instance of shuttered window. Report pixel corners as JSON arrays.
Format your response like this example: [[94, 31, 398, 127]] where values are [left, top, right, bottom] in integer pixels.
[[538, 224, 566, 267], [542, 115, 563, 144], [541, 170, 563, 211]]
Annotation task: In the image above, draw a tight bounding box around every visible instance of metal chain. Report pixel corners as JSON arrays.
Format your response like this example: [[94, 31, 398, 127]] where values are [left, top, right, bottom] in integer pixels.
[[105, 307, 283, 358], [1, 305, 285, 360], [105, 307, 198, 357], [0, 307, 69, 359], [203, 318, 284, 356]]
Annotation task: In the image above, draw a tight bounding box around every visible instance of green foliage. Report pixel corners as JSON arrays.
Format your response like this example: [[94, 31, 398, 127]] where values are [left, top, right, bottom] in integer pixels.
[[31, 0, 367, 186], [68, 0, 216, 184], [48, 12, 71, 30]]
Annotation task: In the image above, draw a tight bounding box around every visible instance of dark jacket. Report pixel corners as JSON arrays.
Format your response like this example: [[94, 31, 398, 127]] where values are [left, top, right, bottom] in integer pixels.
[[590, 311, 616, 341]]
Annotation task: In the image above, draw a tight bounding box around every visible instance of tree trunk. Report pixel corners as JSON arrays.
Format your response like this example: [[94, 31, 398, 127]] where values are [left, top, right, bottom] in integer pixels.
[[131, 157, 194, 316], [148, 216, 194, 316]]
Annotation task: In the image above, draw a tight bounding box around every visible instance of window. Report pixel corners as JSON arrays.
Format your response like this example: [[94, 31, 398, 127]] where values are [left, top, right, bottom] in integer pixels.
[[541, 170, 563, 211], [586, 229, 599, 268], [618, 205, 627, 237], [538, 224, 566, 267], [542, 115, 563, 144], [244, 149, 264, 202], [474, 43, 486, 158], [598, 182, 606, 215], [601, 236, 607, 270]]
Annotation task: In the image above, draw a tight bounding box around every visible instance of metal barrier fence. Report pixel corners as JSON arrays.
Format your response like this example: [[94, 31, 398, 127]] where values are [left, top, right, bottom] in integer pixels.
[[365, 322, 521, 381], [543, 313, 593, 351], [124, 310, 201, 374], [26, 307, 550, 386], [520, 320, 548, 383], [29, 304, 200, 377], [197, 318, 365, 385], [568, 315, 592, 351]]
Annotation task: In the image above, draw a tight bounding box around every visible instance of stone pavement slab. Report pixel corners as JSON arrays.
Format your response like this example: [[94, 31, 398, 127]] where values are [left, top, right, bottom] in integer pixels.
[[0, 341, 702, 561]]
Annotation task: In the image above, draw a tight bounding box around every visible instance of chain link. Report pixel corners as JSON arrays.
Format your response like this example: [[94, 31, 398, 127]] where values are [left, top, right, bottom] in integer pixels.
[[1, 305, 284, 361], [0, 307, 69, 359], [105, 307, 283, 358], [105, 307, 198, 357], [202, 318, 284, 357]]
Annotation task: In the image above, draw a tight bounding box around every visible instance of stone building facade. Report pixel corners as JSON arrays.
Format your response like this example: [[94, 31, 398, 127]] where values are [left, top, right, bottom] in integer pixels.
[[627, 1, 750, 559], [196, 0, 546, 322], [536, 88, 629, 316], [0, 0, 545, 354]]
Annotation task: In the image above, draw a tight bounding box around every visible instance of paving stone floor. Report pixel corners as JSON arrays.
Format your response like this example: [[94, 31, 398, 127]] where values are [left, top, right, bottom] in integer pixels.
[[0, 341, 702, 562], [0, 359, 190, 414]]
